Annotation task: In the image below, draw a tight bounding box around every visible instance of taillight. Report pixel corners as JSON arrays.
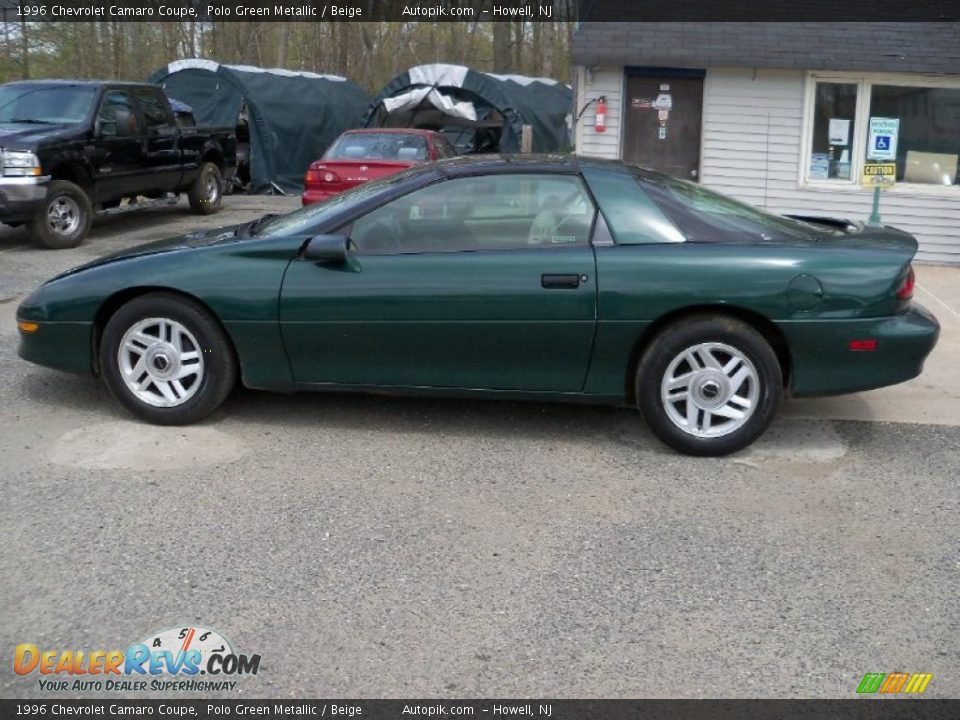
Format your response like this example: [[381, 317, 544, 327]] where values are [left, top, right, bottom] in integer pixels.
[[896, 266, 915, 300], [304, 166, 340, 187]]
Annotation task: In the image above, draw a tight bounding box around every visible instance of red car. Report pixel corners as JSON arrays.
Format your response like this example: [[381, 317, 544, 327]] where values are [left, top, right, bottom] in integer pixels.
[[302, 128, 457, 205]]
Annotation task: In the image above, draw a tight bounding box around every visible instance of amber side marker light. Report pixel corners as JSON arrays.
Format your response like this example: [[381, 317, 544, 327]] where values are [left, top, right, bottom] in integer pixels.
[[17, 320, 39, 334]]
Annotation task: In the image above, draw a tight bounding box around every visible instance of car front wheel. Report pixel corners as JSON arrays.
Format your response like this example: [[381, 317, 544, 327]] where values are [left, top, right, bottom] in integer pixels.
[[100, 293, 237, 425], [636, 316, 782, 456]]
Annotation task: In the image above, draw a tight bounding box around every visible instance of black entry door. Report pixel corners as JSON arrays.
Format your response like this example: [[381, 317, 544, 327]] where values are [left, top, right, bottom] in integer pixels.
[[622, 71, 704, 181]]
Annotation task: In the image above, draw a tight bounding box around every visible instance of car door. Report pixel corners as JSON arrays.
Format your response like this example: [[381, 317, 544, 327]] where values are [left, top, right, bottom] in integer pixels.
[[132, 87, 182, 193], [90, 88, 147, 203], [279, 172, 598, 392]]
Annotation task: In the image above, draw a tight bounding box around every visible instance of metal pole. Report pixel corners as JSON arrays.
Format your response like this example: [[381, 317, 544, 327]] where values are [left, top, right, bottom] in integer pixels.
[[869, 186, 882, 224]]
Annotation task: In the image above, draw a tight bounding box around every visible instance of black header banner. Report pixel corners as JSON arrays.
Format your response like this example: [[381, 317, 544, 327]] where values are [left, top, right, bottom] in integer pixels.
[[1, 0, 958, 22], [2, 699, 960, 719]]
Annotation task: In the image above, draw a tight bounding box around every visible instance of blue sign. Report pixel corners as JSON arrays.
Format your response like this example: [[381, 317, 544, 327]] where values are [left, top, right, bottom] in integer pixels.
[[868, 117, 899, 161]]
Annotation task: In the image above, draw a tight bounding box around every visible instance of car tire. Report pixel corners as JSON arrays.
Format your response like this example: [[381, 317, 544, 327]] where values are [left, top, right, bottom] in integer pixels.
[[100, 293, 237, 425], [28, 180, 92, 249], [636, 316, 783, 456], [187, 162, 223, 215]]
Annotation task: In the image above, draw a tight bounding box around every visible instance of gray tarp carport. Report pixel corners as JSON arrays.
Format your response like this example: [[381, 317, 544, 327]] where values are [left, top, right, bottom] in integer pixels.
[[149, 59, 370, 193], [362, 64, 572, 154]]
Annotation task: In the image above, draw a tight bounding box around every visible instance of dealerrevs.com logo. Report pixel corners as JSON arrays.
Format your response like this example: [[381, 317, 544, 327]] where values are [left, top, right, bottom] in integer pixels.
[[14, 626, 261, 692]]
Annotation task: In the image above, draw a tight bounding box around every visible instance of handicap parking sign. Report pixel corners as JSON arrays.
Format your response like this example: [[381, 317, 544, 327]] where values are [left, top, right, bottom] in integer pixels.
[[868, 117, 899, 160]]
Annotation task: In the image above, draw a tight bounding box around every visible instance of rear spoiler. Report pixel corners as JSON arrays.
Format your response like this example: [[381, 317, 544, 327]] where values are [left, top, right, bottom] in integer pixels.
[[785, 214, 858, 232], [787, 215, 918, 257]]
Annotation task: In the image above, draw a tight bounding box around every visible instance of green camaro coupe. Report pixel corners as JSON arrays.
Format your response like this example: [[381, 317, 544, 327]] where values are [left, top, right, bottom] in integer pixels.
[[17, 156, 939, 456]]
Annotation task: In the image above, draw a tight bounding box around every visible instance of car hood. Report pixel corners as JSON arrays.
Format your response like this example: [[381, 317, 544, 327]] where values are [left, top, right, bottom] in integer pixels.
[[0, 122, 78, 149], [49, 224, 246, 282]]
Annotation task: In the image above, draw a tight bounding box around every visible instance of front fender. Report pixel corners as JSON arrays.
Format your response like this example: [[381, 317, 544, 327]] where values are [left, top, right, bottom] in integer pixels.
[[18, 237, 300, 390]]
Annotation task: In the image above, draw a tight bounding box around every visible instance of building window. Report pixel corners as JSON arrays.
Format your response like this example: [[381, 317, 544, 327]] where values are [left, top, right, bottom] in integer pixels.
[[809, 82, 857, 181], [805, 74, 960, 190], [867, 85, 960, 186]]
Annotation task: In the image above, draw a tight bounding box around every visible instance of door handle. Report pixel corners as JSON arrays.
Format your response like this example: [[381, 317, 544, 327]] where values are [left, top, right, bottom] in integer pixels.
[[541, 273, 581, 289]]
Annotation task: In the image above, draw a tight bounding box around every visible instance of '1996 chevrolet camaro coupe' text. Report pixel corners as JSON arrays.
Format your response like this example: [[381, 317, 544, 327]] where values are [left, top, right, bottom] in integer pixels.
[[17, 156, 940, 456]]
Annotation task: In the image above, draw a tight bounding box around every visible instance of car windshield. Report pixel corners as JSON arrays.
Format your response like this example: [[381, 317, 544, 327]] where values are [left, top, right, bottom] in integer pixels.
[[0, 85, 97, 125], [253, 166, 432, 238], [636, 169, 824, 242], [324, 133, 429, 162]]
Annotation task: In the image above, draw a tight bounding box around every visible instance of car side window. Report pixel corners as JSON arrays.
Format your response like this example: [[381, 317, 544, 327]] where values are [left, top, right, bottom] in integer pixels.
[[581, 167, 685, 244], [134, 89, 174, 135], [347, 174, 595, 255], [97, 90, 137, 136], [435, 136, 457, 159]]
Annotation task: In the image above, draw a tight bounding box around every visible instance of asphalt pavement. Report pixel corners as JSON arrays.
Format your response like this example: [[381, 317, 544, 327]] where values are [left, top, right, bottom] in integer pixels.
[[1, 197, 957, 699]]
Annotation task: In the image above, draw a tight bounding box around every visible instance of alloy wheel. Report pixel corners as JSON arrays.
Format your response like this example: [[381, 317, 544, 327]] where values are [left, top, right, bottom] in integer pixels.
[[117, 317, 205, 408], [204, 173, 220, 204], [660, 342, 760, 438], [46, 195, 80, 236]]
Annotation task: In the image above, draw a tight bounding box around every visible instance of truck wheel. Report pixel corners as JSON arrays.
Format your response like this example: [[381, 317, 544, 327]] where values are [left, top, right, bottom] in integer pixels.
[[28, 180, 92, 249], [188, 162, 223, 215]]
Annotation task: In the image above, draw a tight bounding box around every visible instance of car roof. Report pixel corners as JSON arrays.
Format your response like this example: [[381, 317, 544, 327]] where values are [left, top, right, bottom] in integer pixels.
[[434, 154, 637, 177], [1, 79, 156, 89], [340, 128, 441, 137], [318, 153, 655, 182]]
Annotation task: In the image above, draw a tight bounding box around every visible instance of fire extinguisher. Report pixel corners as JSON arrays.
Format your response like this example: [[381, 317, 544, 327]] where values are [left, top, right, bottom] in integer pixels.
[[595, 96, 607, 133]]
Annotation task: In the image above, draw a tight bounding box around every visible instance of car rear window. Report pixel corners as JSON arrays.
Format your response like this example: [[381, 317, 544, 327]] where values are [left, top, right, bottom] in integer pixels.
[[325, 133, 429, 161], [635, 169, 822, 243]]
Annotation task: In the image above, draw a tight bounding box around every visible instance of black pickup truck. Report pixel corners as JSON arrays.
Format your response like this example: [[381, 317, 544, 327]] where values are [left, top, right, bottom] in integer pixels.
[[0, 80, 236, 248]]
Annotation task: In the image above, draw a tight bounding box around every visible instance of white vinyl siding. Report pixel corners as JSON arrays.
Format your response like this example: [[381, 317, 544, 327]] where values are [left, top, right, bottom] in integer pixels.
[[574, 64, 960, 264], [573, 66, 622, 160], [700, 67, 960, 264]]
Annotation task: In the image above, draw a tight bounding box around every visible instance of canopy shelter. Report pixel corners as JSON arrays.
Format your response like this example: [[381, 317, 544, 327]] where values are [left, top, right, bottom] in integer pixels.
[[149, 59, 370, 193], [362, 64, 572, 155]]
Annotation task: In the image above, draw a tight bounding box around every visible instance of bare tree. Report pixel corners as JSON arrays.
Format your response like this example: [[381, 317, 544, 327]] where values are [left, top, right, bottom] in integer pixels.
[[492, 23, 510, 72], [18, 16, 28, 79], [276, 23, 290, 67], [0, 20, 573, 89]]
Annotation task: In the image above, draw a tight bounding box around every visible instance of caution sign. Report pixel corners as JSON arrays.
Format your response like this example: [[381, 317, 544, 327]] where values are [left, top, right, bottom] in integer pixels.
[[863, 162, 896, 188]]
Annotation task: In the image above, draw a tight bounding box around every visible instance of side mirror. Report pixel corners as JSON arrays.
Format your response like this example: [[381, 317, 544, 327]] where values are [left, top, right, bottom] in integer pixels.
[[113, 109, 137, 137], [304, 234, 349, 264]]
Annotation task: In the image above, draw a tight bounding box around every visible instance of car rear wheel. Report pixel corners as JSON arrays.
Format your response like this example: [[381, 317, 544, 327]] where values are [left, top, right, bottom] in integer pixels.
[[636, 316, 782, 456], [29, 180, 92, 249], [100, 293, 236, 425], [188, 162, 223, 215]]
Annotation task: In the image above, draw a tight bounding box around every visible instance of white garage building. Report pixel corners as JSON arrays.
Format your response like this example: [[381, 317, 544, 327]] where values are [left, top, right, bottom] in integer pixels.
[[571, 23, 960, 263]]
